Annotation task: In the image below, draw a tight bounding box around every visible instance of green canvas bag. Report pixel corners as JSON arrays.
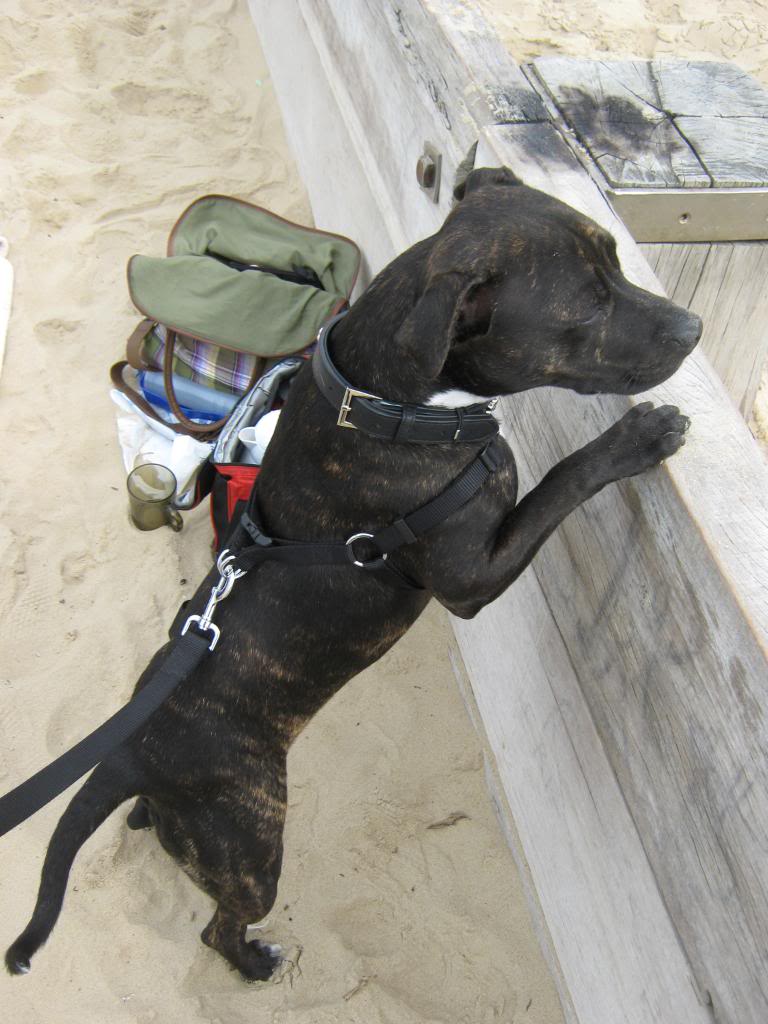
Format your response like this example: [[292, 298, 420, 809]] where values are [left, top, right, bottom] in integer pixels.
[[111, 194, 361, 437]]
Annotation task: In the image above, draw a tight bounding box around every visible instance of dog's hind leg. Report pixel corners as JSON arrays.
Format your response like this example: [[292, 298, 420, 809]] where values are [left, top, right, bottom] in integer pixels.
[[201, 899, 282, 982], [5, 755, 139, 975], [194, 795, 285, 980]]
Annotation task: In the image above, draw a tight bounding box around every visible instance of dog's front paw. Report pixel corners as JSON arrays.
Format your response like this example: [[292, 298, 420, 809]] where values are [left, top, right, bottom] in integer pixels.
[[593, 402, 690, 482]]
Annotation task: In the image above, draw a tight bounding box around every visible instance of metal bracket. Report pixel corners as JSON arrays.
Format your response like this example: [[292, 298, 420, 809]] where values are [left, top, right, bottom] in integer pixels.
[[606, 187, 768, 243], [416, 143, 442, 204]]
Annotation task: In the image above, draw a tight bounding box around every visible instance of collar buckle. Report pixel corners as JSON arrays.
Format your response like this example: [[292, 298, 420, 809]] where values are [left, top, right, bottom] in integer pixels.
[[338, 385, 381, 429]]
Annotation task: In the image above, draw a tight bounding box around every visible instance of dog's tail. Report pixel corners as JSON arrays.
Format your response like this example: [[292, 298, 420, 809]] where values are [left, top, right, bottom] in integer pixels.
[[5, 760, 136, 975]]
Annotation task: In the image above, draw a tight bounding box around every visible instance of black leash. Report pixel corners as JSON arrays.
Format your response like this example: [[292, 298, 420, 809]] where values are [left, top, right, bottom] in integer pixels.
[[0, 548, 248, 840], [0, 314, 506, 838], [0, 631, 211, 839]]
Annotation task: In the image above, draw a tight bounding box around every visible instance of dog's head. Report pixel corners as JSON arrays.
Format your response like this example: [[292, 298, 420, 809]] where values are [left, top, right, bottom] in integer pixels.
[[394, 167, 701, 398]]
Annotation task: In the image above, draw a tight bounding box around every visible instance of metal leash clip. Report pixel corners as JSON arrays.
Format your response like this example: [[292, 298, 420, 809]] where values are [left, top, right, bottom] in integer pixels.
[[181, 549, 247, 651]]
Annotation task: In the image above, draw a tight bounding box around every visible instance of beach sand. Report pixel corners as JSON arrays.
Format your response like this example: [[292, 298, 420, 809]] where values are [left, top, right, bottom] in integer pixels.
[[478, 0, 768, 85], [0, 2, 564, 1022]]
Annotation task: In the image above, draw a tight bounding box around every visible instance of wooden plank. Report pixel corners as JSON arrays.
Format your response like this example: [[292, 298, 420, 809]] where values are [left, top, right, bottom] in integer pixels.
[[641, 242, 768, 416], [297, 0, 544, 258], [675, 117, 768, 188], [532, 57, 768, 191], [639, 241, 711, 304], [246, 0, 397, 287], [299, 0, 453, 251], [450, 570, 710, 1024], [650, 61, 768, 188], [530, 58, 710, 188], [650, 60, 768, 118], [476, 123, 768, 1024], [419, 0, 547, 125]]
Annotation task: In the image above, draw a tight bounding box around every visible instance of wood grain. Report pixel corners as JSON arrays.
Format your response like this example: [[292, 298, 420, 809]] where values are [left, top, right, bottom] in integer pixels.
[[532, 57, 768, 190], [675, 116, 768, 188], [451, 569, 711, 1024], [297, 0, 545, 256], [649, 60, 768, 117], [530, 58, 710, 188], [640, 242, 768, 416]]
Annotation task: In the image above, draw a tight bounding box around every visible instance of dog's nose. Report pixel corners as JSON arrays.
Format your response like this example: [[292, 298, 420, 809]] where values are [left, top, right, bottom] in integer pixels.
[[687, 312, 703, 343], [666, 310, 703, 353]]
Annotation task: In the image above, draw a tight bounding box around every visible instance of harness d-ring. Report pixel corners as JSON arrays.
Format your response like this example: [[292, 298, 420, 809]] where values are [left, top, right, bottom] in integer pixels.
[[345, 532, 388, 570]]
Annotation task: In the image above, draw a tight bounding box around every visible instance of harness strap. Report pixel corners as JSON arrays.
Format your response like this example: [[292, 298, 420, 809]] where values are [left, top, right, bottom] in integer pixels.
[[231, 436, 506, 586], [235, 538, 350, 573], [371, 438, 504, 555], [0, 630, 211, 839], [232, 523, 423, 590]]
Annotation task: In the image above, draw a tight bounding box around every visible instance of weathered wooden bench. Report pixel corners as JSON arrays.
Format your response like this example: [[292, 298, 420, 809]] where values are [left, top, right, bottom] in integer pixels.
[[248, 4, 768, 1022]]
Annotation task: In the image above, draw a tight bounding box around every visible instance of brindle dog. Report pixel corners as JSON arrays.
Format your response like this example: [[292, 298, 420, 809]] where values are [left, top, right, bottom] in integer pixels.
[[6, 167, 701, 980]]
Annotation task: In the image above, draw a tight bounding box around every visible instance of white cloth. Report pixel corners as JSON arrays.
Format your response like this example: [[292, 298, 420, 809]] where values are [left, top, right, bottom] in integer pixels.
[[110, 389, 213, 499]]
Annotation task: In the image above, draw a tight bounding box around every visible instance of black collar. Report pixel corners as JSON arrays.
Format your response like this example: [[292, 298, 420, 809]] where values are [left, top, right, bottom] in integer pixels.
[[311, 313, 499, 444]]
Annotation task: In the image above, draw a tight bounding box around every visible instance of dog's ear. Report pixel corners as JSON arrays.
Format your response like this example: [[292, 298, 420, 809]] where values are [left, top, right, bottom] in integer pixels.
[[393, 272, 474, 380], [453, 165, 521, 201]]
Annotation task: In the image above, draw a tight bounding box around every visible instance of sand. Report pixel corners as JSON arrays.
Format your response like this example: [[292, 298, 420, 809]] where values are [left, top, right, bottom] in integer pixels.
[[477, 0, 768, 86], [0, 2, 565, 1022]]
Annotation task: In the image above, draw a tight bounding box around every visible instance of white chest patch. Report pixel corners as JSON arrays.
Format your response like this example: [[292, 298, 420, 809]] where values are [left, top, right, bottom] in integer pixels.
[[427, 389, 501, 422], [426, 388, 490, 408]]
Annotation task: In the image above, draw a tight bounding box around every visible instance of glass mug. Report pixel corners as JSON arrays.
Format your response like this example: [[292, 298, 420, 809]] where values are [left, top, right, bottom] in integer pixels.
[[126, 463, 183, 532]]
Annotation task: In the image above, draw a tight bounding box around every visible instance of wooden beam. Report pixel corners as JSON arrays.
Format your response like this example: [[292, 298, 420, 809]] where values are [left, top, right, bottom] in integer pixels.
[[529, 58, 709, 188], [297, 0, 544, 253], [450, 569, 711, 1024], [675, 117, 768, 188], [476, 122, 768, 1024], [246, 0, 397, 286], [531, 57, 768, 189]]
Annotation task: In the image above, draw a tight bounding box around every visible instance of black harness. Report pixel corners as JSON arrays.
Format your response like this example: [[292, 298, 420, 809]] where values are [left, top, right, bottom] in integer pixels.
[[0, 314, 503, 838]]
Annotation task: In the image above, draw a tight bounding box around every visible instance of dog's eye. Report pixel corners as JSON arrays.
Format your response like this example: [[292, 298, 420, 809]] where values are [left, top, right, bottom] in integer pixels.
[[573, 272, 610, 324]]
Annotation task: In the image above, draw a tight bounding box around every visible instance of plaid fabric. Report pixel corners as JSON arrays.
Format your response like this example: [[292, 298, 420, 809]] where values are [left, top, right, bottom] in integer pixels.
[[141, 324, 259, 394]]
